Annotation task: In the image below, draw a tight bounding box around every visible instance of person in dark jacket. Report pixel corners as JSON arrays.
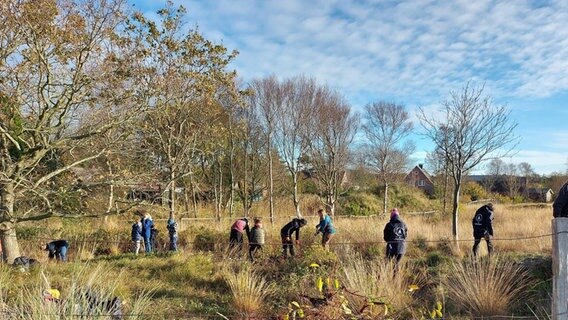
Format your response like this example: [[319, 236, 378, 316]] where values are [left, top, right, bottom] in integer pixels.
[[472, 203, 494, 257], [131, 220, 142, 255], [280, 218, 307, 257], [249, 218, 265, 261], [553, 180, 568, 217], [139, 210, 154, 253], [229, 218, 250, 255], [383, 208, 407, 263], [45, 240, 69, 262], [315, 208, 336, 250], [167, 218, 178, 251]]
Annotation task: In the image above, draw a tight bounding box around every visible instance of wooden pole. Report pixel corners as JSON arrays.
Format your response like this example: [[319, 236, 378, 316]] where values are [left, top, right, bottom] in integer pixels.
[[552, 218, 568, 320]]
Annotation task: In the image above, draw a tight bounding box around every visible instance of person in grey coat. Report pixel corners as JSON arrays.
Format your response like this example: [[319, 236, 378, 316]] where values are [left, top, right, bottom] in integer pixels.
[[248, 218, 265, 261], [383, 208, 408, 264]]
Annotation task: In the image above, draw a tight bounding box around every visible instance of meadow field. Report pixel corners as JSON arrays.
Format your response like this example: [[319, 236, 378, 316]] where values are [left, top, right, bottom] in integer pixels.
[[0, 202, 554, 319]]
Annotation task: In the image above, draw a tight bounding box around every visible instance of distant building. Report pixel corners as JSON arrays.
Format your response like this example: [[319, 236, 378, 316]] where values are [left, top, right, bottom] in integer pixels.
[[526, 188, 554, 203], [404, 164, 434, 195]]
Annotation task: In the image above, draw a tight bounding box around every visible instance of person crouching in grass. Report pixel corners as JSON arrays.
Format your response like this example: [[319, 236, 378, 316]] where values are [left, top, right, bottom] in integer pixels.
[[249, 218, 265, 261]]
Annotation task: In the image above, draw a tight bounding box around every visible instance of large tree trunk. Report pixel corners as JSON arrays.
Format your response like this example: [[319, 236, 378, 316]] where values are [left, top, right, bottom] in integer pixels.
[[0, 182, 21, 263], [0, 223, 20, 264]]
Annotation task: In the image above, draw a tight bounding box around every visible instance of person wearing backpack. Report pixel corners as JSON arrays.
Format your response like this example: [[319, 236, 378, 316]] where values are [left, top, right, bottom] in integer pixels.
[[131, 219, 143, 255], [167, 217, 178, 251], [315, 208, 336, 250], [383, 208, 408, 264], [138, 210, 154, 253], [472, 203, 494, 257]]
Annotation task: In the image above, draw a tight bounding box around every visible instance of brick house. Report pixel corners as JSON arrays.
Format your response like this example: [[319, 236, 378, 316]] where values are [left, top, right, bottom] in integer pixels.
[[404, 164, 435, 195]]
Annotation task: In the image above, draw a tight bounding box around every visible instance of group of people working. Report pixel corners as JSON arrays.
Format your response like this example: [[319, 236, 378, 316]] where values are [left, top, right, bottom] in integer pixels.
[[31, 202, 495, 265], [228, 208, 337, 261]]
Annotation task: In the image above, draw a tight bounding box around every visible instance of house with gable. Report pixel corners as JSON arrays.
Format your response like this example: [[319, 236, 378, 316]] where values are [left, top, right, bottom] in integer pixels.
[[404, 164, 435, 195]]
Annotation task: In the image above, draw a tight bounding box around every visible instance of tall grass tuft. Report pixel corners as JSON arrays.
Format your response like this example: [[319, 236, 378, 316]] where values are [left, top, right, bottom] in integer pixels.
[[223, 264, 273, 318], [442, 255, 532, 316], [3, 263, 153, 320], [341, 255, 418, 315]]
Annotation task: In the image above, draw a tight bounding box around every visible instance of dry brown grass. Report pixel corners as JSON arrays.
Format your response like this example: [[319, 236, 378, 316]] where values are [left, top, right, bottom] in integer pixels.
[[341, 255, 420, 316], [442, 254, 533, 316], [180, 202, 552, 258], [222, 264, 274, 318]]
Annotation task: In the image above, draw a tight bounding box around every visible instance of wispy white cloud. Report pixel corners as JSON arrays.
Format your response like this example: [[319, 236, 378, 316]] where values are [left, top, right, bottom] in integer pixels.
[[167, 0, 568, 103], [139, 0, 568, 173]]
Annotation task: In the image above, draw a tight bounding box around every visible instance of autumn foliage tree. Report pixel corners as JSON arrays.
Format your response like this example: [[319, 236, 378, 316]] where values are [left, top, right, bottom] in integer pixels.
[[0, 0, 130, 262]]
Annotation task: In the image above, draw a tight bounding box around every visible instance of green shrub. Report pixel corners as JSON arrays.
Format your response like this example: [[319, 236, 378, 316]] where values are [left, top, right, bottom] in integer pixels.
[[340, 192, 381, 216], [193, 228, 225, 252]]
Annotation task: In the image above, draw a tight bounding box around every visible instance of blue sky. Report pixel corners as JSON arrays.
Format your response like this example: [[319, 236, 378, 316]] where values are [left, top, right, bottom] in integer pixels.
[[135, 0, 568, 175]]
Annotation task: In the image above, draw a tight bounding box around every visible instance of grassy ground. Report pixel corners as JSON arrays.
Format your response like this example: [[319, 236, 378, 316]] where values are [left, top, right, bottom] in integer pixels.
[[1, 202, 554, 319]]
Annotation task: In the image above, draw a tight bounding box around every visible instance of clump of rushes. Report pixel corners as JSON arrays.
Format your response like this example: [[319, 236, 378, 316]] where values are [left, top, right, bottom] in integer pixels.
[[223, 265, 273, 318], [341, 255, 417, 316], [442, 255, 532, 316]]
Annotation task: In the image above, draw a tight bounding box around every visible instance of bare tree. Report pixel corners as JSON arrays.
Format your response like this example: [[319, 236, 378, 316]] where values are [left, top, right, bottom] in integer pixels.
[[272, 76, 318, 218], [308, 87, 359, 216], [248, 76, 281, 223], [484, 158, 506, 193], [426, 148, 451, 214], [0, 0, 131, 263], [418, 83, 519, 242], [503, 162, 520, 198], [363, 102, 414, 216]]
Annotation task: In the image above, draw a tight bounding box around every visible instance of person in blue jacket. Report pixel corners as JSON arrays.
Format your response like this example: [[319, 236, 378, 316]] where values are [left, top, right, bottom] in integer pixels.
[[315, 208, 336, 250], [45, 239, 69, 262], [167, 217, 178, 251], [138, 210, 154, 253], [131, 219, 142, 255]]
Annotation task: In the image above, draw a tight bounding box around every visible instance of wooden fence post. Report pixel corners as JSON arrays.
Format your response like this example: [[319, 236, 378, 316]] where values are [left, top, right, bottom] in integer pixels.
[[553, 218, 568, 320]]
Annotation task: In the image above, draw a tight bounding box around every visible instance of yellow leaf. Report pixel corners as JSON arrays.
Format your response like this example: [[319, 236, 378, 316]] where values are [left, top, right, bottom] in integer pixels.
[[384, 304, 388, 315], [291, 301, 301, 309], [408, 284, 420, 292], [334, 279, 340, 289], [316, 277, 324, 292], [436, 310, 443, 317], [298, 309, 305, 318], [309, 263, 320, 268], [436, 301, 442, 311], [430, 310, 436, 319]]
